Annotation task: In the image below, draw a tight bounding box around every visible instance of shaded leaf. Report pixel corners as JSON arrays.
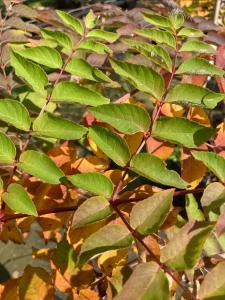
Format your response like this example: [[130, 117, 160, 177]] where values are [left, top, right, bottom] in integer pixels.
[[130, 189, 174, 235], [152, 117, 215, 148], [78, 224, 133, 267], [3, 183, 37, 216], [72, 196, 113, 228], [18, 150, 65, 184], [90, 103, 150, 134], [56, 10, 84, 36], [0, 132, 16, 163], [110, 59, 164, 99], [33, 113, 87, 140], [89, 126, 131, 167], [68, 172, 114, 198], [176, 57, 225, 76], [166, 83, 225, 109], [10, 51, 48, 93], [0, 99, 31, 131], [161, 221, 214, 271], [200, 182, 225, 212], [78, 39, 112, 54], [52, 81, 109, 106], [114, 262, 169, 300], [198, 261, 225, 299], [180, 40, 216, 54], [87, 29, 119, 43], [192, 151, 225, 182], [135, 28, 176, 48], [186, 194, 205, 221], [130, 153, 188, 189], [40, 28, 73, 49]]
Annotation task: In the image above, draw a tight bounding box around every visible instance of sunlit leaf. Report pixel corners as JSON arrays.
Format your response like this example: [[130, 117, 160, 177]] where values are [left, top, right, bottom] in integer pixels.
[[180, 40, 216, 54], [41, 28, 73, 49], [201, 182, 225, 212], [177, 27, 204, 37], [152, 117, 215, 148], [135, 28, 176, 48], [72, 196, 113, 228], [192, 151, 225, 182], [3, 183, 37, 216], [87, 29, 119, 43], [0, 132, 16, 163], [33, 113, 87, 140], [68, 172, 114, 198], [161, 221, 214, 271], [89, 126, 131, 167], [56, 10, 84, 36], [78, 39, 112, 54], [52, 81, 109, 106], [130, 153, 188, 189], [142, 12, 173, 29], [78, 224, 133, 267], [130, 189, 173, 235], [85, 10, 98, 30], [18, 150, 65, 184], [110, 59, 164, 99]]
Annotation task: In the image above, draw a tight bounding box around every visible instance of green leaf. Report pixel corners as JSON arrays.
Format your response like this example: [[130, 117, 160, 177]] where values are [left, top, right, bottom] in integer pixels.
[[40, 28, 73, 49], [68, 172, 114, 198], [114, 262, 169, 300], [0, 99, 31, 131], [201, 182, 225, 213], [180, 39, 216, 54], [135, 28, 176, 48], [85, 9, 98, 30], [20, 91, 56, 113], [87, 29, 119, 43], [72, 196, 113, 228], [166, 83, 225, 109], [152, 117, 216, 148], [198, 261, 225, 299], [17, 46, 63, 69], [169, 12, 184, 29], [176, 57, 225, 76], [161, 221, 214, 271], [192, 151, 225, 183], [142, 12, 173, 29], [10, 51, 48, 93], [0, 132, 16, 163], [78, 39, 112, 54], [177, 27, 204, 37], [32, 113, 87, 140], [52, 81, 109, 106], [123, 38, 172, 71], [65, 58, 112, 82], [130, 189, 173, 235], [56, 10, 84, 36], [130, 153, 188, 189], [110, 59, 164, 99], [18, 150, 64, 184], [3, 183, 37, 216], [78, 224, 133, 267], [186, 194, 205, 221], [90, 103, 150, 134], [88, 125, 131, 167]]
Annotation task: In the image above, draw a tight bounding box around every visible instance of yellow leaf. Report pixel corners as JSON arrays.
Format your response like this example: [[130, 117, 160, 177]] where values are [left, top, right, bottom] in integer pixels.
[[161, 103, 184, 117], [71, 156, 109, 173], [97, 249, 128, 275], [189, 107, 211, 126], [125, 132, 144, 155]]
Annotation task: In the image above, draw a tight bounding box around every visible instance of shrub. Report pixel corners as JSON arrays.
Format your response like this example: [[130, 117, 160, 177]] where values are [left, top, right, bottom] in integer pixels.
[[0, 1, 225, 299]]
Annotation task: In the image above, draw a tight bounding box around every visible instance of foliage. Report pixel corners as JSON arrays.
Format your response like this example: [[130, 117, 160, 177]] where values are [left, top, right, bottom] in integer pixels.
[[0, 1, 225, 299]]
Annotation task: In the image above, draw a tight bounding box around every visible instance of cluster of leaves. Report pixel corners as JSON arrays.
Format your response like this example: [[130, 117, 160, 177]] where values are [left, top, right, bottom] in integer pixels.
[[0, 0, 225, 299]]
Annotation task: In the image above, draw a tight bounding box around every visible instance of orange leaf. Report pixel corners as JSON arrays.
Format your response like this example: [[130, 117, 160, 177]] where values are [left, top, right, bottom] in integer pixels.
[[71, 156, 109, 173], [146, 136, 174, 160], [161, 103, 184, 117]]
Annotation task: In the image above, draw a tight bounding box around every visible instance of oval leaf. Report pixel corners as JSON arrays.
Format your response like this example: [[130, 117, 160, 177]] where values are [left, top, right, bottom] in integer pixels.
[[56, 10, 84, 36], [192, 151, 225, 182], [180, 39, 216, 54], [90, 103, 150, 134], [0, 132, 16, 163], [41, 28, 73, 49], [201, 182, 225, 212], [72, 196, 113, 228], [114, 262, 169, 300], [130, 153, 188, 189], [178, 27, 204, 37], [68, 172, 114, 198], [78, 224, 133, 267], [0, 99, 31, 131], [78, 39, 112, 54], [130, 189, 174, 235], [88, 126, 131, 167], [110, 59, 164, 99], [142, 12, 173, 29], [17, 46, 63, 69], [166, 83, 225, 109], [3, 183, 37, 216], [152, 117, 216, 148], [161, 221, 214, 271], [18, 150, 64, 184], [87, 29, 119, 43], [176, 57, 225, 76], [33, 113, 87, 140], [52, 81, 109, 106], [10, 51, 48, 93], [135, 28, 176, 48]]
